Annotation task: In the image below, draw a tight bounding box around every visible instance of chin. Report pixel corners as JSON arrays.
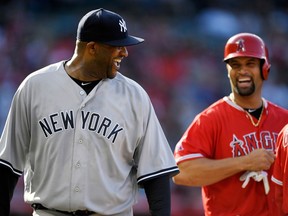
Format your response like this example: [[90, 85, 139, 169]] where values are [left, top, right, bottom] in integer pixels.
[[236, 86, 255, 96], [108, 73, 117, 79]]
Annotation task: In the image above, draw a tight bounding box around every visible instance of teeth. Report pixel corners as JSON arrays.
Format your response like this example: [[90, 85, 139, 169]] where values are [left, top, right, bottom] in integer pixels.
[[114, 59, 121, 67], [239, 78, 250, 82]]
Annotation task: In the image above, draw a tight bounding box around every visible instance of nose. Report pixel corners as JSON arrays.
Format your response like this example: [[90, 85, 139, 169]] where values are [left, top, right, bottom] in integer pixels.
[[238, 66, 249, 75], [120, 46, 128, 57]]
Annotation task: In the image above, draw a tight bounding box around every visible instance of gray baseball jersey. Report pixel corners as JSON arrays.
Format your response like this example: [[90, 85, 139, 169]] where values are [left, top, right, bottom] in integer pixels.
[[0, 61, 179, 214]]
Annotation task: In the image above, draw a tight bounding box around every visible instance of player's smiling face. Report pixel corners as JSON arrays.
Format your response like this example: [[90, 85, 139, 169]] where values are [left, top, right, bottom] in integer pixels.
[[226, 57, 262, 96], [95, 43, 128, 79]]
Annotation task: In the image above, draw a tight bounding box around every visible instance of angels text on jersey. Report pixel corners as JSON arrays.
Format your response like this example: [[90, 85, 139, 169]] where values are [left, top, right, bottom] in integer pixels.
[[230, 131, 277, 157]]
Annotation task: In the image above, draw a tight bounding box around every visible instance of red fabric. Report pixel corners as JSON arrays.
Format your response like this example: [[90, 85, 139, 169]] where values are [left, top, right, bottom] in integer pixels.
[[272, 125, 288, 215], [174, 97, 288, 216]]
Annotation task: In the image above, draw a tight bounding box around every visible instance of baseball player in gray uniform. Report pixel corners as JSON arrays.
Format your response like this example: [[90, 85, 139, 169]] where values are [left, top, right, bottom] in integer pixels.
[[0, 8, 179, 216]]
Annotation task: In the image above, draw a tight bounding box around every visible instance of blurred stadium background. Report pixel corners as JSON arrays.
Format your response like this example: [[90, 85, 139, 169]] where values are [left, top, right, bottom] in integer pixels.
[[1, 0, 288, 215]]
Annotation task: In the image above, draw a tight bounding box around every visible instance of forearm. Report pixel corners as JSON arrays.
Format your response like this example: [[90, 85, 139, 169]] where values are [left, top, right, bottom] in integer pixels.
[[143, 175, 171, 216], [0, 164, 19, 216], [174, 148, 275, 186], [173, 157, 247, 186]]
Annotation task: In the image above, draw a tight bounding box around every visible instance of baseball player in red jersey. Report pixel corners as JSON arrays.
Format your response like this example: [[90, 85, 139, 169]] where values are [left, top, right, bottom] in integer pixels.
[[0, 8, 179, 216], [272, 125, 288, 215], [173, 33, 288, 216]]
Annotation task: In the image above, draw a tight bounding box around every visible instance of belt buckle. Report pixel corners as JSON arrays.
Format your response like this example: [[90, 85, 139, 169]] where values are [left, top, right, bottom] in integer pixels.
[[72, 210, 93, 216]]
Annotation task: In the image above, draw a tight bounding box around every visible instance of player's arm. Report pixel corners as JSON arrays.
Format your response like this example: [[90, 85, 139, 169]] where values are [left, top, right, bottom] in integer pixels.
[[173, 148, 275, 186], [0, 164, 19, 216], [143, 174, 171, 216]]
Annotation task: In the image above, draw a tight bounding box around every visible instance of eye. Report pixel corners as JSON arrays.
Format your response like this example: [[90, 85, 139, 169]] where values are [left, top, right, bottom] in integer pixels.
[[229, 63, 240, 69], [247, 62, 256, 66]]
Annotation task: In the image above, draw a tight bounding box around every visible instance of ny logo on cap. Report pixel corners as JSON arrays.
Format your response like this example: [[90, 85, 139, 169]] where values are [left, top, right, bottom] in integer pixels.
[[236, 39, 245, 52], [119, 19, 127, 32]]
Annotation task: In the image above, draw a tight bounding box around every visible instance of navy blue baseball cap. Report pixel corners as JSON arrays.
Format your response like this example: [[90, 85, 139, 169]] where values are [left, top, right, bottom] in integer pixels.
[[77, 8, 144, 46]]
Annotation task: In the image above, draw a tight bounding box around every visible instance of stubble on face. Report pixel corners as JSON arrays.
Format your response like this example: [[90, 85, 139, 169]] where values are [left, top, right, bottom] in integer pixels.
[[234, 81, 255, 96]]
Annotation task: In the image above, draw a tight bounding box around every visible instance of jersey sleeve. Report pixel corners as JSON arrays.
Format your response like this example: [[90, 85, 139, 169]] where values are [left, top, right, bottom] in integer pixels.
[[272, 125, 288, 186], [134, 94, 179, 185], [174, 109, 217, 164], [0, 78, 30, 175]]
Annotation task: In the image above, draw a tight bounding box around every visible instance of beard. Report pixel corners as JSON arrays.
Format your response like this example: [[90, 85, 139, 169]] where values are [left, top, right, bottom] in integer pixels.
[[235, 82, 255, 96]]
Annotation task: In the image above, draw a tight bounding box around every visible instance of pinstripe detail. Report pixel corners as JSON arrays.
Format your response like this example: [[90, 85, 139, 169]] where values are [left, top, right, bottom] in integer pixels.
[[0, 159, 22, 176], [176, 153, 203, 163], [271, 176, 283, 186], [137, 166, 179, 183]]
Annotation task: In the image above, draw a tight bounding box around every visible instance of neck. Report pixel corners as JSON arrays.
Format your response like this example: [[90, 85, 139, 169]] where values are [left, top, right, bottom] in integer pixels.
[[64, 59, 100, 82], [229, 93, 262, 109]]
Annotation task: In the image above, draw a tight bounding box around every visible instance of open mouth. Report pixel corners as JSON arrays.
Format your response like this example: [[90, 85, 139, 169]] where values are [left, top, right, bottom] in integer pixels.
[[114, 59, 121, 70], [237, 78, 252, 87]]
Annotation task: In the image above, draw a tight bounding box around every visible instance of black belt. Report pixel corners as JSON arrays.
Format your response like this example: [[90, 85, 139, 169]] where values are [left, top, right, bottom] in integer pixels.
[[31, 203, 95, 216]]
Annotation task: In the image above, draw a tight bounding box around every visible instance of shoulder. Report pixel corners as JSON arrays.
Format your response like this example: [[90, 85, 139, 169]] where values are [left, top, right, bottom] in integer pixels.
[[114, 73, 145, 89], [110, 73, 150, 99], [27, 61, 65, 80], [266, 99, 288, 113], [196, 97, 229, 118], [277, 124, 288, 150], [191, 96, 243, 128], [265, 99, 288, 122], [281, 124, 288, 134], [18, 61, 66, 88]]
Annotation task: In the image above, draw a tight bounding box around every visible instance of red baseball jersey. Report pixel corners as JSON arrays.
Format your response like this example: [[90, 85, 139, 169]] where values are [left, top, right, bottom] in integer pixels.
[[174, 96, 288, 216], [272, 124, 288, 214]]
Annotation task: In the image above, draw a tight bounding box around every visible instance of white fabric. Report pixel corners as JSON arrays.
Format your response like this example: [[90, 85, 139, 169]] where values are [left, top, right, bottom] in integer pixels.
[[240, 170, 270, 194], [0, 61, 178, 213], [32, 209, 132, 216]]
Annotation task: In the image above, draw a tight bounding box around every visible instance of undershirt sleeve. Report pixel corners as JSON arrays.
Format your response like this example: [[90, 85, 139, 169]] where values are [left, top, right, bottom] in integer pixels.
[[0, 164, 19, 216], [143, 174, 171, 216]]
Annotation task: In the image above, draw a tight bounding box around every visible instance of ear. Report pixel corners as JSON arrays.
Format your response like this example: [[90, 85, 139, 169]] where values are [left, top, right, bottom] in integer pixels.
[[86, 42, 98, 54], [226, 64, 231, 78]]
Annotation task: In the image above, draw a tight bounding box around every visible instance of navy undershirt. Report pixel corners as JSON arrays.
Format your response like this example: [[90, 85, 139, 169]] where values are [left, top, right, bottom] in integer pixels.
[[244, 105, 263, 119], [70, 77, 101, 94]]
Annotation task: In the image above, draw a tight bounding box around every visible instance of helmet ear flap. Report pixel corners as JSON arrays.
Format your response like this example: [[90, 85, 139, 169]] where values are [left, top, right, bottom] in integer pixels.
[[262, 46, 271, 80], [262, 61, 270, 80]]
